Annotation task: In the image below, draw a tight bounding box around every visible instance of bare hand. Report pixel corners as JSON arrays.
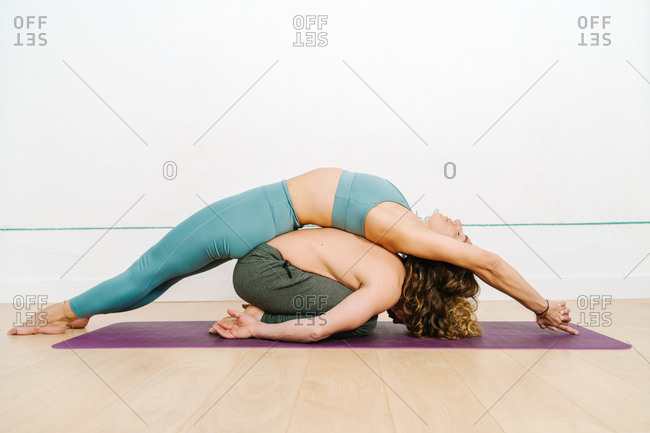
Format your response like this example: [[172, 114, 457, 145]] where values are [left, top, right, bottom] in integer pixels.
[[208, 304, 264, 333], [209, 308, 260, 339], [536, 300, 579, 335]]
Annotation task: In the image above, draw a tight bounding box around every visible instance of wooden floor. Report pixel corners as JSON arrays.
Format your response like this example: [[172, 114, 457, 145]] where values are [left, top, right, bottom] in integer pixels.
[[1, 299, 649, 433]]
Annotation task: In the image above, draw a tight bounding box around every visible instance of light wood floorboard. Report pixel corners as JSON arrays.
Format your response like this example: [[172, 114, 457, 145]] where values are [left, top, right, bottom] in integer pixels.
[[1, 299, 648, 433]]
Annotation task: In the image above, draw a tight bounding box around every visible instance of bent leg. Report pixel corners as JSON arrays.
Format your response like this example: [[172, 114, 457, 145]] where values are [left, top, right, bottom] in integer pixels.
[[10, 180, 301, 335], [68, 207, 222, 317], [232, 243, 377, 338], [68, 183, 285, 318]]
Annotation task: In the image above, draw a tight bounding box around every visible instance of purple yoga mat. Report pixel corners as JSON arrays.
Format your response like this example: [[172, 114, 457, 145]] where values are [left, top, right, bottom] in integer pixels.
[[52, 321, 630, 350]]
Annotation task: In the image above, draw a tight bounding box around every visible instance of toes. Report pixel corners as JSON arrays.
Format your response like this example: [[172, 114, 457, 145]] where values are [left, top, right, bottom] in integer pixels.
[[9, 325, 67, 335], [10, 326, 36, 335]]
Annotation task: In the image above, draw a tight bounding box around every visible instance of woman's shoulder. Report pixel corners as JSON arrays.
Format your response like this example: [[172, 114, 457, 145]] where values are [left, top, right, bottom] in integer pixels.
[[321, 228, 406, 282]]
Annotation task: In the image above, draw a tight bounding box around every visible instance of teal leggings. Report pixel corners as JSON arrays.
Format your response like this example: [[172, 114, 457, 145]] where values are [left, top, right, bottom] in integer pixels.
[[68, 180, 301, 318], [68, 169, 410, 319]]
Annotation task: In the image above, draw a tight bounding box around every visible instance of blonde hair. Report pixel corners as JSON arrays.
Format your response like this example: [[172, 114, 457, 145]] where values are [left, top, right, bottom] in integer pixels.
[[400, 255, 482, 339]]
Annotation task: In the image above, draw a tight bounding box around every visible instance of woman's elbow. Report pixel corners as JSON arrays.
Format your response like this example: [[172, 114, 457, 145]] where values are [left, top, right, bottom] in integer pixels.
[[483, 252, 503, 274], [310, 321, 359, 342], [310, 325, 330, 342]]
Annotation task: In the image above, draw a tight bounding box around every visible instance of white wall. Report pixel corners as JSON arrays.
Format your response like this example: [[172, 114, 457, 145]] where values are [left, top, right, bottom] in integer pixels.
[[1, 0, 649, 305]]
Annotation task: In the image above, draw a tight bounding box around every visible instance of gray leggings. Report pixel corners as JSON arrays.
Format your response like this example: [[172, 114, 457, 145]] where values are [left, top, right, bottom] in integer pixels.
[[232, 243, 378, 339]]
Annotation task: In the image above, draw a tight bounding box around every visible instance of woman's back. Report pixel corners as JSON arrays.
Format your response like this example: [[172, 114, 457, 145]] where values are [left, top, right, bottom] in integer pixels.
[[285, 167, 343, 227], [267, 227, 405, 296], [286, 168, 422, 252]]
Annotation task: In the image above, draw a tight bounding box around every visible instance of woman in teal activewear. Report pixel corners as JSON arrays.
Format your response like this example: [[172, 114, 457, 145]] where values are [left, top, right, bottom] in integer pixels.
[[8, 168, 577, 339], [65, 169, 410, 319]]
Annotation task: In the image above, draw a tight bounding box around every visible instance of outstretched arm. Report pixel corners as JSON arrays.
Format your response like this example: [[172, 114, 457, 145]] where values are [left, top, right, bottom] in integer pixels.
[[212, 303, 377, 339], [474, 256, 578, 334], [214, 283, 397, 342], [376, 219, 577, 334]]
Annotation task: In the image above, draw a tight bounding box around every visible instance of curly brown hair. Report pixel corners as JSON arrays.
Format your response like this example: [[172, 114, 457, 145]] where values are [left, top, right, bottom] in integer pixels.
[[397, 255, 482, 339]]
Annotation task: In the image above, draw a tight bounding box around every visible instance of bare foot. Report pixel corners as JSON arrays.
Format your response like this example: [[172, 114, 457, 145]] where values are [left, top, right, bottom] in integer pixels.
[[70, 317, 91, 329], [7, 302, 90, 336], [209, 304, 264, 334], [241, 304, 264, 321]]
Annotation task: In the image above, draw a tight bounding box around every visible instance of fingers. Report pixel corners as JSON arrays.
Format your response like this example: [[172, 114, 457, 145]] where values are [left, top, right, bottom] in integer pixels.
[[217, 320, 233, 330], [548, 302, 573, 324], [209, 322, 236, 338], [537, 302, 580, 335], [208, 322, 224, 334], [539, 321, 580, 335], [559, 324, 580, 335], [213, 324, 233, 339], [219, 316, 238, 326], [227, 309, 241, 318]]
